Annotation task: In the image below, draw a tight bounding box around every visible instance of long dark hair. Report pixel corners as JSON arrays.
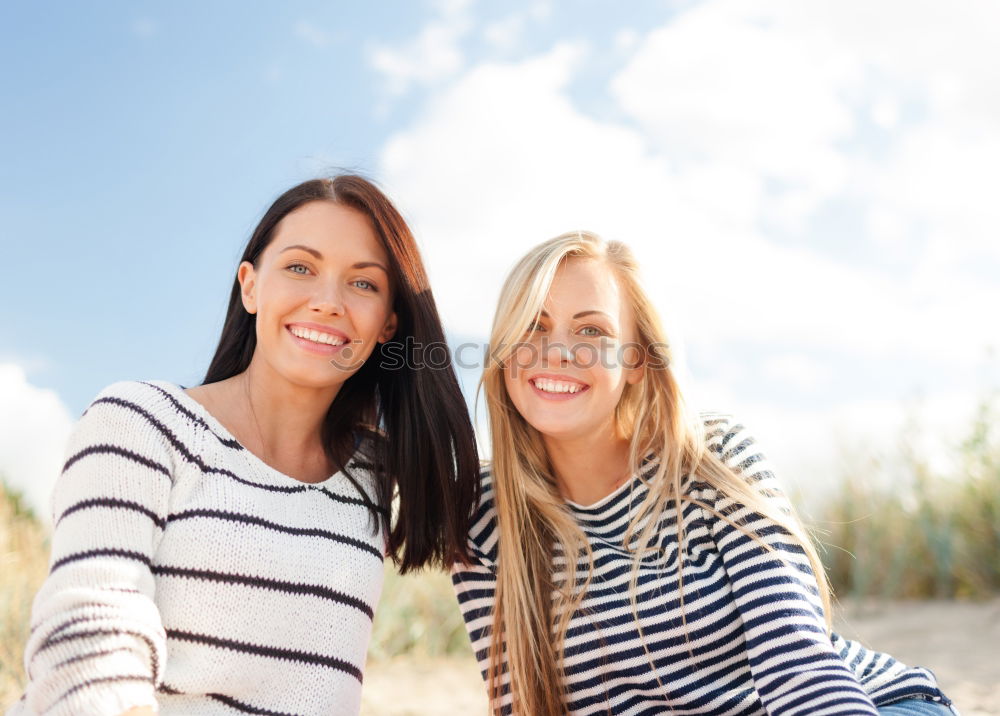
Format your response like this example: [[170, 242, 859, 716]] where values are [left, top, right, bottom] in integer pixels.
[[204, 175, 479, 572]]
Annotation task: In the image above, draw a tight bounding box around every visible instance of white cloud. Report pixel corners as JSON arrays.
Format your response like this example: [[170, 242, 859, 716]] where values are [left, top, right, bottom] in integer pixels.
[[611, 0, 1000, 263], [381, 35, 999, 364], [380, 43, 703, 340], [376, 0, 1000, 481], [369, 0, 473, 96], [433, 0, 472, 15], [0, 364, 74, 524], [612, 2, 855, 203], [482, 0, 553, 51], [526, 0, 552, 22], [483, 15, 525, 50], [614, 29, 639, 53], [762, 354, 832, 392]]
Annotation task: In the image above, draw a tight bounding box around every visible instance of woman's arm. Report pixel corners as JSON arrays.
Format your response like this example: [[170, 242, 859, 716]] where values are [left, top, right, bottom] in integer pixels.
[[705, 417, 879, 716], [17, 382, 172, 716]]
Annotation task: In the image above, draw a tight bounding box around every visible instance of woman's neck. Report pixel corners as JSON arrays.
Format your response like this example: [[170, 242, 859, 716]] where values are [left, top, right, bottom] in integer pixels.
[[543, 424, 633, 506], [190, 358, 343, 482], [246, 360, 340, 450]]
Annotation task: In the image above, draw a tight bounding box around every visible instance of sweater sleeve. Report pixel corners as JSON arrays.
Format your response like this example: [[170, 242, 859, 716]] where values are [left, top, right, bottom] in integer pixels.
[[13, 382, 173, 716], [704, 417, 879, 716]]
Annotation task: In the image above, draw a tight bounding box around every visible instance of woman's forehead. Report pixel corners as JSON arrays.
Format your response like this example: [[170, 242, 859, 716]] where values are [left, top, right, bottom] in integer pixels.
[[544, 259, 624, 316], [268, 201, 387, 262]]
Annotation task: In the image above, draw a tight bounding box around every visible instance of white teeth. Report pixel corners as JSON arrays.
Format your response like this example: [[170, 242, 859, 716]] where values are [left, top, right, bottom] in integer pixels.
[[289, 326, 345, 346], [533, 378, 584, 394]]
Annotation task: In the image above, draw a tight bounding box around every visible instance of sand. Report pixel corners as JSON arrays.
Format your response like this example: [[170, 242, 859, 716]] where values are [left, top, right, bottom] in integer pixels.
[[361, 599, 1000, 715], [835, 599, 1000, 716]]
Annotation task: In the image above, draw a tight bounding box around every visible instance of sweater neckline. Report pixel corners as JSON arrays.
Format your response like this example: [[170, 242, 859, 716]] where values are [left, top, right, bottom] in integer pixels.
[[564, 472, 641, 512], [156, 380, 343, 488], [563, 454, 660, 514]]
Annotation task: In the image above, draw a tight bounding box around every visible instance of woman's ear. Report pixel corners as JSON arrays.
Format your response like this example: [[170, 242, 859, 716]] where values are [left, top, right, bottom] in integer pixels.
[[624, 342, 645, 385], [237, 261, 258, 315], [378, 311, 398, 343]]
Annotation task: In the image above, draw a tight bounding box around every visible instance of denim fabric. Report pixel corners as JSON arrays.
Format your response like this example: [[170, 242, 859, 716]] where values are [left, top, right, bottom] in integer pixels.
[[878, 698, 957, 715]]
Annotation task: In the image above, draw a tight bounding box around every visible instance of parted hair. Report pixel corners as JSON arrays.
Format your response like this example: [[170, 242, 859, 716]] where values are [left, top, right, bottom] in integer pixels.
[[205, 175, 480, 571]]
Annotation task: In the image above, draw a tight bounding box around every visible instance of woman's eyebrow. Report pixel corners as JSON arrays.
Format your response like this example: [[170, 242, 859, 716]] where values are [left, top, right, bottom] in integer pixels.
[[280, 244, 322, 258], [572, 310, 613, 321], [539, 309, 614, 320], [278, 246, 388, 274]]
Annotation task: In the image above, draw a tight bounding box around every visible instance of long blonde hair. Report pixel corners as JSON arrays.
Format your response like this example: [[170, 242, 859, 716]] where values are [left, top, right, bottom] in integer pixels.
[[481, 231, 833, 716]]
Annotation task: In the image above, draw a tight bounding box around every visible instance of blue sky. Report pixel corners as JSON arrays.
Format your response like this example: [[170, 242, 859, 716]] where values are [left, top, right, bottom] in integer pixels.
[[0, 0, 680, 411], [1, 1, 427, 408], [2, 0, 999, 515]]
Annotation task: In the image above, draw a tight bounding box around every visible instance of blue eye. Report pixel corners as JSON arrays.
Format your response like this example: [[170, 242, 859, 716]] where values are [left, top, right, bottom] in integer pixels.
[[353, 279, 377, 292], [286, 264, 310, 275], [580, 326, 603, 337]]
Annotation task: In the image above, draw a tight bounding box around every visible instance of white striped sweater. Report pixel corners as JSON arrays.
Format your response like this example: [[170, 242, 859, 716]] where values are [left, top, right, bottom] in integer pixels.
[[10, 380, 386, 716], [451, 415, 952, 715]]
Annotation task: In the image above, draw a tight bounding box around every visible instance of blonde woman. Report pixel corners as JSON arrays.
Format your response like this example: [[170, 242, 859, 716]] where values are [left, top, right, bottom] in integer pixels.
[[452, 232, 954, 715]]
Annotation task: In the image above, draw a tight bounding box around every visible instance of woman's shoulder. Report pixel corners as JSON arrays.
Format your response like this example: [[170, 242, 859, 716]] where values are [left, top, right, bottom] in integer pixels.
[[77, 379, 214, 449], [81, 379, 186, 420], [87, 378, 183, 406], [477, 461, 495, 491], [698, 411, 764, 463], [699, 410, 738, 444], [462, 462, 499, 563], [87, 378, 201, 420], [473, 462, 497, 518], [55, 381, 197, 501], [694, 410, 793, 513]]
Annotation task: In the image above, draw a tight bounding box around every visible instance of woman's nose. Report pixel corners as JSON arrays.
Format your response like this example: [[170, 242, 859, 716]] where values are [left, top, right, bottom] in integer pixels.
[[309, 281, 345, 315], [542, 335, 572, 366]]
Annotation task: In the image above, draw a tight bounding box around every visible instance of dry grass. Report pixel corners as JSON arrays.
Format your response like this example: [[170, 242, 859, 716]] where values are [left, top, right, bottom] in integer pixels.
[[817, 398, 1000, 599], [0, 481, 48, 710], [367, 563, 472, 661]]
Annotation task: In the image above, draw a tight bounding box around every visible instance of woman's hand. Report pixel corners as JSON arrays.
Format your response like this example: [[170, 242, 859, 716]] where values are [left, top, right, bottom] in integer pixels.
[[120, 707, 157, 716]]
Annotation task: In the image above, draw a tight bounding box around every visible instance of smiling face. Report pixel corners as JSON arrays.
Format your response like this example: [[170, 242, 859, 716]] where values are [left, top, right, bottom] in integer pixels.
[[238, 200, 398, 390], [503, 258, 644, 443]]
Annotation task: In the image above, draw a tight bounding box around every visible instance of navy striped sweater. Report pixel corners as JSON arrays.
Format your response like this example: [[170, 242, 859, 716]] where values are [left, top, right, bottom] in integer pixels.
[[451, 415, 952, 715], [10, 380, 386, 716]]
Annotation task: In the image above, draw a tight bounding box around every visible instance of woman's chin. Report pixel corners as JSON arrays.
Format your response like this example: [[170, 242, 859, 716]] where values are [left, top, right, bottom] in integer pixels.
[[527, 419, 593, 444], [269, 359, 357, 391]]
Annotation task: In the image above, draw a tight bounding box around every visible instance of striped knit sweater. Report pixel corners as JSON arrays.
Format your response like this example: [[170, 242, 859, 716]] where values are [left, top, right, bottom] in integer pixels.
[[452, 415, 952, 715], [10, 380, 386, 716]]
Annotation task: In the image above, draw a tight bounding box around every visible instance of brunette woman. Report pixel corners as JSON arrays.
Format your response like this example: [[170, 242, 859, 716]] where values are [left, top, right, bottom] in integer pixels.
[[11, 175, 478, 716]]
